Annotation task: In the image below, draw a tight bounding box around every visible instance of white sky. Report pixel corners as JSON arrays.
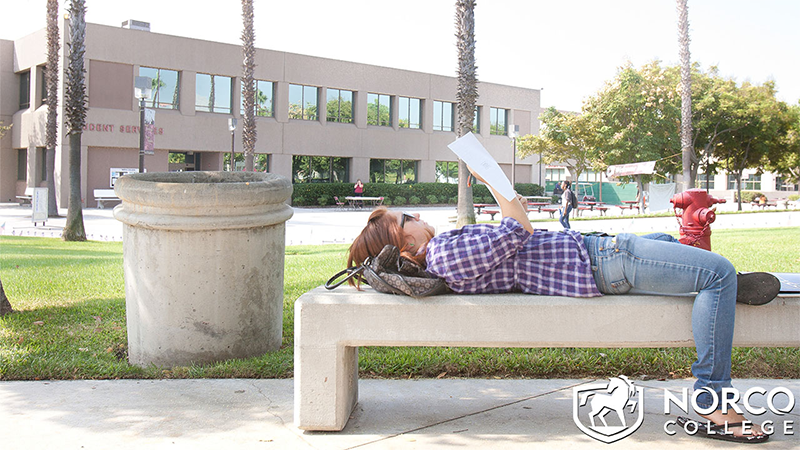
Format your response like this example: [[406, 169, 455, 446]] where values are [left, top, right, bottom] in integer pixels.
[[3, 0, 799, 112]]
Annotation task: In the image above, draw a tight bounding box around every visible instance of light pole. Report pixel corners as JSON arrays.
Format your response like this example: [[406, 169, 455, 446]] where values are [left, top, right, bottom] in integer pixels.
[[228, 118, 237, 171], [509, 125, 519, 188], [134, 76, 152, 173]]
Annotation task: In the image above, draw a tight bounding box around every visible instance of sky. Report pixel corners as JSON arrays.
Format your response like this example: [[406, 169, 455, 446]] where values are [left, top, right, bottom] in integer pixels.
[[2, 0, 799, 112]]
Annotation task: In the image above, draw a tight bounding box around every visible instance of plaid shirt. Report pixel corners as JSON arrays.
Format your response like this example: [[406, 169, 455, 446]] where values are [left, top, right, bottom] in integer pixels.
[[425, 217, 602, 297]]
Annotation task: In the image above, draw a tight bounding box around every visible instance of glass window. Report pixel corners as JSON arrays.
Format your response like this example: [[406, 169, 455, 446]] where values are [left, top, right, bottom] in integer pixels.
[[289, 84, 318, 120], [292, 155, 348, 183], [17, 149, 27, 181], [19, 70, 30, 109], [367, 93, 391, 126], [398, 97, 421, 129], [326, 88, 353, 123], [41, 66, 48, 105], [139, 67, 180, 110], [369, 159, 417, 184], [433, 101, 454, 132], [727, 173, 761, 190], [241, 79, 274, 117], [195, 73, 232, 113], [435, 161, 459, 184], [697, 173, 715, 190], [776, 176, 799, 192], [490, 107, 508, 135], [472, 106, 481, 133]]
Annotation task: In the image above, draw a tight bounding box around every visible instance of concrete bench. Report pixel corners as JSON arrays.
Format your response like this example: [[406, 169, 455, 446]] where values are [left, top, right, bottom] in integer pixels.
[[16, 187, 34, 206], [293, 286, 800, 431], [93, 188, 120, 209]]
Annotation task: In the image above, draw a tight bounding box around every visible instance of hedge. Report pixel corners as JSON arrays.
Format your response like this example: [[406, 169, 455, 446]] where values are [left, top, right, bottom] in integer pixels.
[[290, 182, 544, 206]]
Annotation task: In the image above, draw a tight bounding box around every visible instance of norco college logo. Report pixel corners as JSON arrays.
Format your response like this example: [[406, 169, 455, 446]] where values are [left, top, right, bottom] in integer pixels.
[[573, 376, 644, 444], [573, 377, 796, 443]]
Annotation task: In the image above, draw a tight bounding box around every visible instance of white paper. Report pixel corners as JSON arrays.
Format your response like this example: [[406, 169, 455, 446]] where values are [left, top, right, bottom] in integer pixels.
[[447, 133, 516, 201]]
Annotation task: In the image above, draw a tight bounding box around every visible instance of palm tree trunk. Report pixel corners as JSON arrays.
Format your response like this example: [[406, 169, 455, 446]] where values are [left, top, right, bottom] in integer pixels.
[[677, 0, 695, 192], [45, 0, 60, 217], [455, 0, 478, 228], [0, 276, 12, 316], [241, 0, 257, 171], [62, 0, 87, 241]]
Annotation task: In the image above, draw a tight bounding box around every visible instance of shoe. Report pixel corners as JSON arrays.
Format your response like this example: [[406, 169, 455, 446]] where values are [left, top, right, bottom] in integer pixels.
[[736, 272, 780, 305], [676, 416, 769, 444]]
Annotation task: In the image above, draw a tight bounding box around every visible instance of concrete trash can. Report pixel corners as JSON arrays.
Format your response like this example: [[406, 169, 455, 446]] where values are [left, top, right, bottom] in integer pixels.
[[113, 171, 293, 367]]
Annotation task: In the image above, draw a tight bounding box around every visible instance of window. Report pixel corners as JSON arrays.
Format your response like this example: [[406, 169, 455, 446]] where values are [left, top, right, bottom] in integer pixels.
[[490, 107, 508, 135], [241, 79, 274, 117], [289, 84, 319, 120], [40, 66, 48, 105], [776, 176, 799, 191], [17, 149, 27, 181], [697, 173, 715, 190], [398, 97, 421, 129], [195, 73, 232, 113], [435, 161, 459, 183], [38, 148, 46, 182], [473, 106, 481, 133], [369, 159, 417, 184], [225, 153, 270, 172], [326, 88, 353, 123], [432, 101, 454, 132], [367, 93, 391, 126], [292, 155, 348, 183], [727, 174, 761, 190], [139, 67, 180, 110], [19, 70, 30, 109]]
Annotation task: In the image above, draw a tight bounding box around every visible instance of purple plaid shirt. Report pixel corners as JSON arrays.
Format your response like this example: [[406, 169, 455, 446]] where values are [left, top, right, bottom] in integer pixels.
[[425, 217, 602, 297]]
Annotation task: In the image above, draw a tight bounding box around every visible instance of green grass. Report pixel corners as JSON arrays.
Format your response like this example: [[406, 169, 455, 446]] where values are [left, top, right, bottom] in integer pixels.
[[1, 227, 799, 381]]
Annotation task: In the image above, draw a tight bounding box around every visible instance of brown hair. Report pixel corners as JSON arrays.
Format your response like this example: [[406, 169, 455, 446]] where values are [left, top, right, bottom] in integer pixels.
[[346, 207, 427, 287]]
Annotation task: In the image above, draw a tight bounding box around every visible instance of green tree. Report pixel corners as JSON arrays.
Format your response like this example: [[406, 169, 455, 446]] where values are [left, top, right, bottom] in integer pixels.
[[241, 0, 256, 171], [454, 0, 478, 227], [45, 0, 60, 217], [0, 122, 11, 315], [366, 102, 390, 126], [765, 104, 800, 185], [517, 107, 603, 188], [62, 0, 87, 241]]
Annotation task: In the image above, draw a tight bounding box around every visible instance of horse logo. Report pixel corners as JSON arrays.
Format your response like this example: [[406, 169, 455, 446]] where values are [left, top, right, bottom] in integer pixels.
[[573, 376, 644, 443]]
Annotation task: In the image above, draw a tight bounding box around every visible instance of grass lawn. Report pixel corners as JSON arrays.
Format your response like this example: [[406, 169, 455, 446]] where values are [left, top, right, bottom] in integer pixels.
[[1, 227, 799, 381]]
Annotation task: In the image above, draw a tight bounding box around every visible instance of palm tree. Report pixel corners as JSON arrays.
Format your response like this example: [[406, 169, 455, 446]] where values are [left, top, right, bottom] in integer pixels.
[[45, 0, 60, 217], [62, 0, 87, 241], [241, 0, 257, 171], [677, 0, 696, 192], [455, 0, 478, 227]]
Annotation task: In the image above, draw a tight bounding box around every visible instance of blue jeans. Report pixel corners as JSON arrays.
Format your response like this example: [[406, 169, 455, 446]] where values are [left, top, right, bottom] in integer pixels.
[[559, 204, 572, 229], [582, 232, 737, 410]]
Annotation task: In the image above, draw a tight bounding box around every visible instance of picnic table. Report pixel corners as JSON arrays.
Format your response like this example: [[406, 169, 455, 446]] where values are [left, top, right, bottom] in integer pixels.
[[524, 196, 552, 202], [618, 200, 641, 214], [473, 203, 496, 215], [577, 201, 610, 216], [345, 196, 384, 209], [527, 202, 551, 213]]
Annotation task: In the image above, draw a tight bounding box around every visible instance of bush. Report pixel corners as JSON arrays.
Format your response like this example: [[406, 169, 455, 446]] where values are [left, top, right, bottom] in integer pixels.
[[789, 194, 799, 201], [383, 198, 392, 206], [439, 195, 449, 204], [394, 196, 407, 205], [409, 196, 421, 205], [317, 195, 331, 206], [426, 195, 438, 204], [294, 196, 306, 206], [448, 196, 458, 204]]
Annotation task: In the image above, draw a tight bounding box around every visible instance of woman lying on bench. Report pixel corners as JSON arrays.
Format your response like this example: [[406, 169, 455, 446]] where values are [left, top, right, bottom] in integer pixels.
[[347, 168, 779, 444]]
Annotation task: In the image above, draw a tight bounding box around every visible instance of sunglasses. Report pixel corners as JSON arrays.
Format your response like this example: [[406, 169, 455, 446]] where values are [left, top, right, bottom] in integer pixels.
[[400, 212, 416, 228]]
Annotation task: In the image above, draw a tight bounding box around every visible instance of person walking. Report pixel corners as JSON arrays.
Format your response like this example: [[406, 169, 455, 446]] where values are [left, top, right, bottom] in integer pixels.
[[559, 180, 574, 229]]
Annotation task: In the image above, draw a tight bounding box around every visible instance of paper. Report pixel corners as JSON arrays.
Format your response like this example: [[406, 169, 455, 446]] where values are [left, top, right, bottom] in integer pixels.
[[447, 133, 516, 201]]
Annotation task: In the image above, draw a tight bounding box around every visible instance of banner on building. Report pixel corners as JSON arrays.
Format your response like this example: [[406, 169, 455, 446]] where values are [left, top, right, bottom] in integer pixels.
[[144, 108, 156, 155], [606, 161, 656, 179]]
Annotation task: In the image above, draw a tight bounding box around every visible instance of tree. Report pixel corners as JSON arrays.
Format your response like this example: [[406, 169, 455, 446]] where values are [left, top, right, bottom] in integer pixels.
[[517, 107, 603, 188], [765, 104, 800, 185], [241, 0, 256, 171], [45, 0, 60, 217], [454, 0, 478, 228], [62, 0, 87, 241], [0, 123, 11, 315], [676, 0, 695, 192]]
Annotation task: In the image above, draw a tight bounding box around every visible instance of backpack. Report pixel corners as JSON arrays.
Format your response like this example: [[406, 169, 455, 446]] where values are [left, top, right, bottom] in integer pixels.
[[569, 189, 578, 208]]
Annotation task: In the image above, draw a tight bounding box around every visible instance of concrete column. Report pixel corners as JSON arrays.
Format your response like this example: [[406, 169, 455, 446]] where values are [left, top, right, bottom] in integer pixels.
[[180, 71, 196, 116], [354, 90, 367, 129], [418, 159, 436, 183], [271, 153, 293, 181], [274, 82, 289, 123], [350, 157, 370, 184]]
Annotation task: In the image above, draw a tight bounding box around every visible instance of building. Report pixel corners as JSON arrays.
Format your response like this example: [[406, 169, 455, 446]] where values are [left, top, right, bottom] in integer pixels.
[[1, 20, 543, 208]]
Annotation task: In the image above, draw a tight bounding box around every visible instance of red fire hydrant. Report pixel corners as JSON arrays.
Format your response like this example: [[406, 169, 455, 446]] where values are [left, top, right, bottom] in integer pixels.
[[670, 189, 726, 251]]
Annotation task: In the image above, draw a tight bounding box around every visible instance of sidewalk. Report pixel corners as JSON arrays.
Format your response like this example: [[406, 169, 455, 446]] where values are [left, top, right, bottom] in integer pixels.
[[0, 378, 797, 449], [2, 202, 799, 245]]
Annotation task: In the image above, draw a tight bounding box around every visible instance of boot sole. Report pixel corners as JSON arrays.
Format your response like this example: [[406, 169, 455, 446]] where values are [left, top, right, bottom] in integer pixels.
[[737, 272, 781, 305]]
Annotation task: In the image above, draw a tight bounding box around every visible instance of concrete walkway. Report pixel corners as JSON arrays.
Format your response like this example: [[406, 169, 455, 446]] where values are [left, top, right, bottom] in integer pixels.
[[1, 378, 797, 449]]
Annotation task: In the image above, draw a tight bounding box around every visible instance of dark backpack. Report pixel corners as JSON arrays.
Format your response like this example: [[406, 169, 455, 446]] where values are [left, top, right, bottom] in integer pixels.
[[569, 190, 578, 208]]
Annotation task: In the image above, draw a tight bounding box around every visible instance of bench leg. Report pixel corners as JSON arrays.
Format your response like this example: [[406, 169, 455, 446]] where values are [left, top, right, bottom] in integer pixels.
[[294, 344, 359, 431]]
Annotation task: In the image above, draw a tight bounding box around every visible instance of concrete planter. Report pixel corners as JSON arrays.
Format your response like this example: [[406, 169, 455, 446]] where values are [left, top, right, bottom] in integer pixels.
[[113, 171, 293, 367]]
